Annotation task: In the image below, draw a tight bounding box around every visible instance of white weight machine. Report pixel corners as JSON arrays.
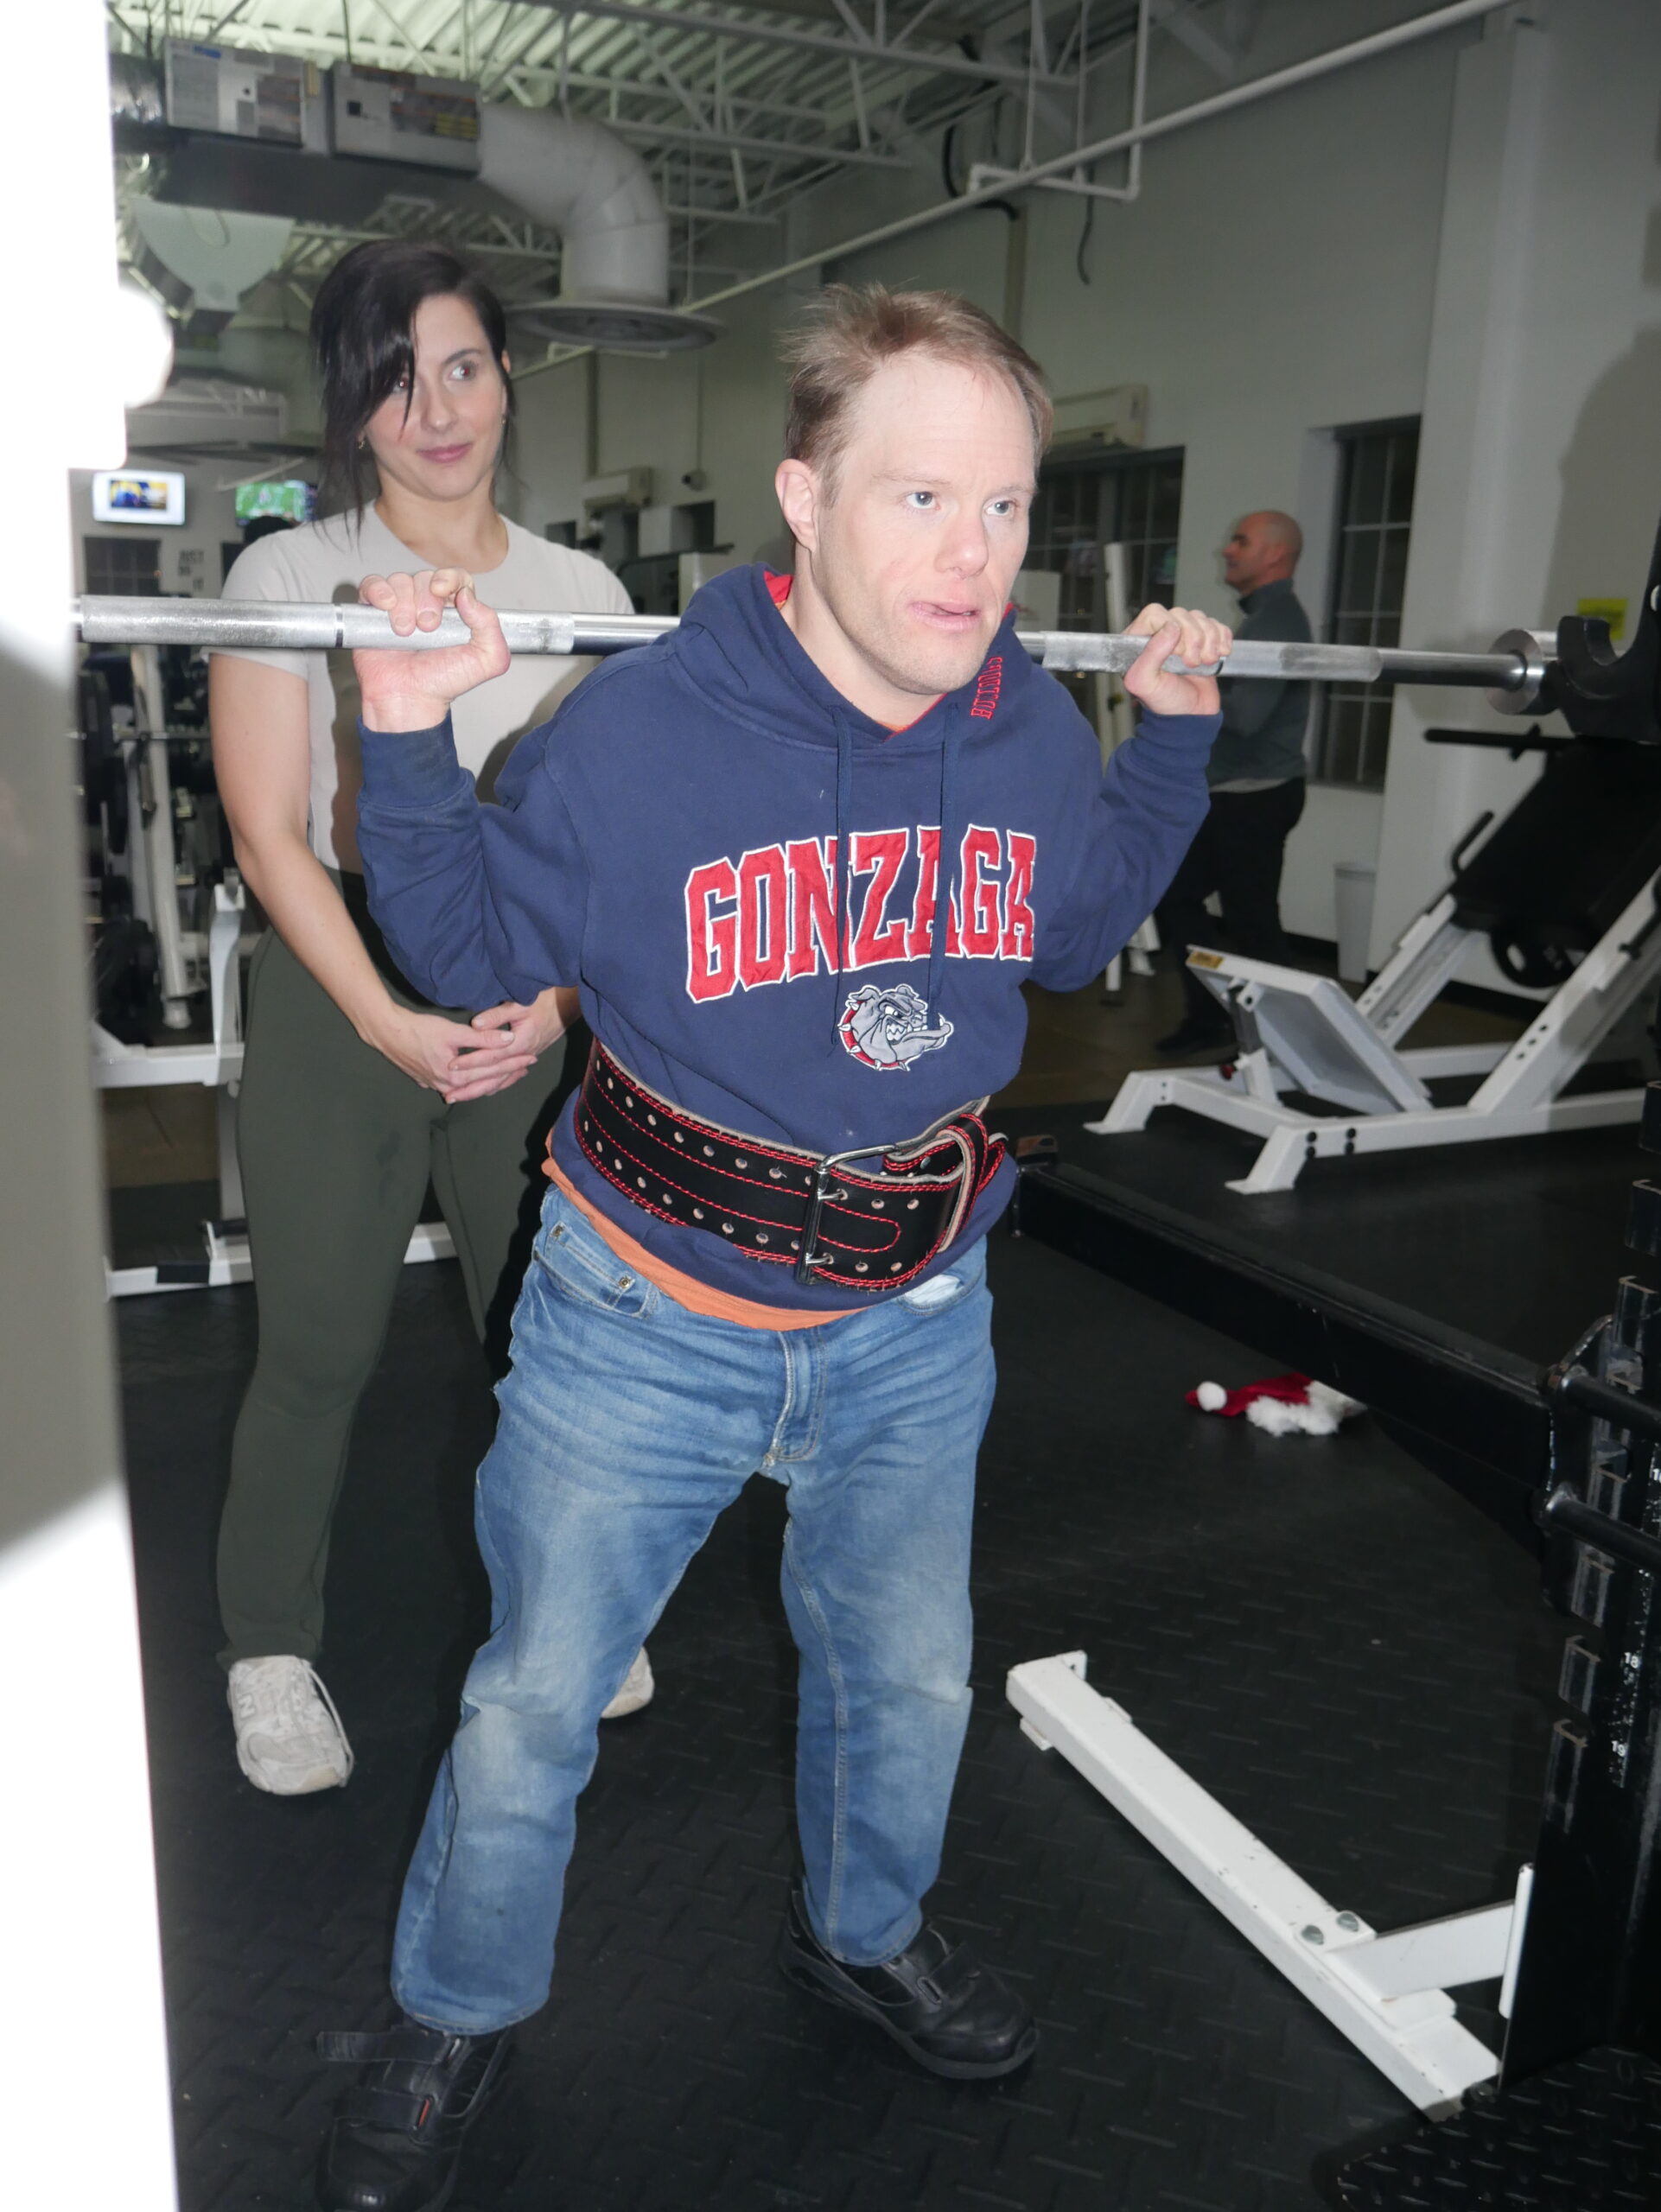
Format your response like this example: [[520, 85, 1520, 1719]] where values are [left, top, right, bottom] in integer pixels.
[[1097, 732, 1661, 1192]]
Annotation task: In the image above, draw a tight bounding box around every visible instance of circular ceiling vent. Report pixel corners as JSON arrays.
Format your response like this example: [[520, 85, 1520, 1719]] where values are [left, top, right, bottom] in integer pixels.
[[510, 300, 720, 353]]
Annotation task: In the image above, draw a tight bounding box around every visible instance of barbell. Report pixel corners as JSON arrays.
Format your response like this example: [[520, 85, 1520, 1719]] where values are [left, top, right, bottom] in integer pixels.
[[73, 594, 1561, 718]]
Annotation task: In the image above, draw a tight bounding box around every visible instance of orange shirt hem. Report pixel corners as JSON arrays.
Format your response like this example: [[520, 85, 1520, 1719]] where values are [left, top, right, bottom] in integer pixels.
[[543, 1157, 858, 1329]]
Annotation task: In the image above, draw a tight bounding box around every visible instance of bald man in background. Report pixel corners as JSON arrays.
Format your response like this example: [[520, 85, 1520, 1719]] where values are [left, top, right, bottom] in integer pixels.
[[1155, 510, 1311, 1055]]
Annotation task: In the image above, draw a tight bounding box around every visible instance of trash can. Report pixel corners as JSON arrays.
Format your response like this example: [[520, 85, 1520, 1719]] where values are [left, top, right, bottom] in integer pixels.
[[1333, 861, 1377, 983]]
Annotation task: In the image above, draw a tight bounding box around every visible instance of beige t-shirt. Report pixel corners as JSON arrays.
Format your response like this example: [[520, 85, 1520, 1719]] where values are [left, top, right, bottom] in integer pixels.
[[213, 508, 631, 871]]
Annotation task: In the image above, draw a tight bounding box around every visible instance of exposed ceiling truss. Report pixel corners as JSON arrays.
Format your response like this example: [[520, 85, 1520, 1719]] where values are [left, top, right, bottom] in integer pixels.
[[105, 0, 1257, 321]]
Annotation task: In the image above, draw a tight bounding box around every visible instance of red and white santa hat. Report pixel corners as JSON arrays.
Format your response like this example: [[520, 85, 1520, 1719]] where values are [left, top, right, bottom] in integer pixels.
[[1187, 1372, 1365, 1437]]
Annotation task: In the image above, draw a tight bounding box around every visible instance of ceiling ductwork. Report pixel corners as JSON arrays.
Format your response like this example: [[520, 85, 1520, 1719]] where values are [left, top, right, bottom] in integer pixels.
[[112, 46, 717, 355], [476, 105, 716, 354], [129, 200, 295, 337]]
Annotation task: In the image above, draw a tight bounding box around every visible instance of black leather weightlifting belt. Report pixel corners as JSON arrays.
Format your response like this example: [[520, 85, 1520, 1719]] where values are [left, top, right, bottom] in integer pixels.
[[575, 1041, 1005, 1294]]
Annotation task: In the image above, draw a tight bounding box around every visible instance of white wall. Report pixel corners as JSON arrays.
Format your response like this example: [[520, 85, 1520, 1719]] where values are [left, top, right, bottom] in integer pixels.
[[1371, 0, 1661, 967]]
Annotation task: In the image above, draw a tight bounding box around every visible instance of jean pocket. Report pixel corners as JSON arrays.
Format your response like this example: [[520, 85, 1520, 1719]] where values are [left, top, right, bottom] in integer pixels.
[[532, 1208, 658, 1318], [897, 1238, 986, 1314]]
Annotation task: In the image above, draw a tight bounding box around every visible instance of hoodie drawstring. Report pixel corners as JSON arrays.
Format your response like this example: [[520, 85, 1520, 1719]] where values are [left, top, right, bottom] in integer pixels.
[[928, 709, 964, 1027], [833, 711, 855, 1033], [832, 702, 965, 1034]]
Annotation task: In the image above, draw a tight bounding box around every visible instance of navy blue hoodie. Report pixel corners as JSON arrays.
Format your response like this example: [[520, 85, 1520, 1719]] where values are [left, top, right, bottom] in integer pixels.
[[357, 563, 1217, 1310]]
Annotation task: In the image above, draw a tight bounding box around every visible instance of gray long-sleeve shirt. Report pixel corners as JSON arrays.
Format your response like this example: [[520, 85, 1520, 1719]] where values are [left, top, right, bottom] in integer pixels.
[[1207, 575, 1311, 789]]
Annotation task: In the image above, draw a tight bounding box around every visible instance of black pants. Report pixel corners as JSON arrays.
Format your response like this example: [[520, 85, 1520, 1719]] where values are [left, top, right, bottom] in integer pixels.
[[218, 931, 570, 1666], [1156, 779, 1307, 1025]]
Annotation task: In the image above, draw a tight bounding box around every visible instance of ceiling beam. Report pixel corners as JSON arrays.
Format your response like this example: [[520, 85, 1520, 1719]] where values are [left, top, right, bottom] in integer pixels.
[[500, 0, 1076, 90], [1149, 0, 1238, 79], [598, 109, 908, 164]]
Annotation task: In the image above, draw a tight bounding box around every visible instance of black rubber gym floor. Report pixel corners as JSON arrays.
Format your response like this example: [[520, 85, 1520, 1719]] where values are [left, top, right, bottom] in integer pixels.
[[120, 1101, 1630, 2212]]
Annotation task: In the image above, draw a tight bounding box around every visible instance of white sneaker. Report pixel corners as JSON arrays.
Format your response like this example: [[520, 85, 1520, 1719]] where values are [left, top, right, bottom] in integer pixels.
[[601, 1647, 655, 1720], [228, 1656, 355, 1795]]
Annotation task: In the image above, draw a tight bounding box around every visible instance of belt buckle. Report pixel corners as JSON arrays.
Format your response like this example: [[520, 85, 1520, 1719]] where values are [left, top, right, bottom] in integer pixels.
[[795, 1139, 897, 1286]]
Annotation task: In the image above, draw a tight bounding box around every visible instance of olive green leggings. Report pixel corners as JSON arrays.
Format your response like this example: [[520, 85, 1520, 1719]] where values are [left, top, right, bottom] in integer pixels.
[[217, 930, 567, 1666]]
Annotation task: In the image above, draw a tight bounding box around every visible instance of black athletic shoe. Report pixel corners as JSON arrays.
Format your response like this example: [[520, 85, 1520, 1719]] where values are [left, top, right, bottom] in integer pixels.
[[778, 1890, 1037, 2080], [1155, 1016, 1232, 1058], [315, 2018, 512, 2212]]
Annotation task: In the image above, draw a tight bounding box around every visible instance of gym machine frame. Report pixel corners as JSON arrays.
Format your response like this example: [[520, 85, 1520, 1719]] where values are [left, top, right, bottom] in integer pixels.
[[73, 589, 1562, 1296], [1098, 869, 1661, 1195]]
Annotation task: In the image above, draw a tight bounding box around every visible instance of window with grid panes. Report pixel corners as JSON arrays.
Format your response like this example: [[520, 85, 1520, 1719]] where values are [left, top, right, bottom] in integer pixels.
[[1310, 420, 1419, 787], [84, 534, 162, 596], [1026, 447, 1184, 632]]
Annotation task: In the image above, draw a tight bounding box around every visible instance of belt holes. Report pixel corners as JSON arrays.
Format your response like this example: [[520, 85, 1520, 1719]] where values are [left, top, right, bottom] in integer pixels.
[[791, 1238, 800, 1251], [647, 1111, 658, 1127], [856, 1262, 869, 1274], [693, 1207, 705, 1220], [735, 1154, 748, 1168], [674, 1131, 684, 1144], [768, 1166, 784, 1181], [636, 1176, 647, 1189], [756, 1232, 770, 1246], [721, 1222, 735, 1235], [625, 1092, 635, 1107], [907, 1199, 920, 1211], [871, 1198, 884, 1211], [613, 1154, 624, 1169], [890, 1262, 901, 1273], [662, 1190, 673, 1204], [703, 1143, 715, 1157], [605, 1077, 614, 1090]]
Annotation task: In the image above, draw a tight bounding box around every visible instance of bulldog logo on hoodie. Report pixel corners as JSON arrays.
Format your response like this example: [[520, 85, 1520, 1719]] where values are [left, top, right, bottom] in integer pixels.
[[838, 982, 954, 1070]]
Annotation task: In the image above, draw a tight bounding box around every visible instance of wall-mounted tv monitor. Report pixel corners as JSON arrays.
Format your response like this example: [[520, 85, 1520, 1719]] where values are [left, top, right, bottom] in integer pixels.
[[92, 470, 187, 526], [235, 479, 316, 526]]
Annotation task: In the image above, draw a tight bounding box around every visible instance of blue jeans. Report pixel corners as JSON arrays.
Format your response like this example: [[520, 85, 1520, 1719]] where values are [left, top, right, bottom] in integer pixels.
[[392, 1183, 996, 2034]]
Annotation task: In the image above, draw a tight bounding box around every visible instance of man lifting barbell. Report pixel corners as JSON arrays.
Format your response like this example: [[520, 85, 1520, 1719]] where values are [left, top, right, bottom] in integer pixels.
[[309, 283, 1229, 2212]]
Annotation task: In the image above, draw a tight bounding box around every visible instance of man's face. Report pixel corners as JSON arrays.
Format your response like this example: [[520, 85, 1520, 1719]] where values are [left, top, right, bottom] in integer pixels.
[[1222, 514, 1273, 594], [784, 353, 1036, 703]]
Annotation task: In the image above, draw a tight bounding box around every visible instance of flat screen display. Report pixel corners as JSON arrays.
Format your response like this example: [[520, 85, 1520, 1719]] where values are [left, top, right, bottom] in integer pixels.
[[92, 470, 187, 526], [234, 479, 316, 526]]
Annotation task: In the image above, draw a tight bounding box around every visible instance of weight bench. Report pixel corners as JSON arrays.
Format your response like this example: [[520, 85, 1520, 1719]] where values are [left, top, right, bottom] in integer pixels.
[[1098, 740, 1661, 1192]]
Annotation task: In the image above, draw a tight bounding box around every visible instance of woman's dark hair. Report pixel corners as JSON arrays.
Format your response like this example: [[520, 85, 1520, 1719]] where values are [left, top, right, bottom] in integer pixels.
[[310, 239, 515, 516]]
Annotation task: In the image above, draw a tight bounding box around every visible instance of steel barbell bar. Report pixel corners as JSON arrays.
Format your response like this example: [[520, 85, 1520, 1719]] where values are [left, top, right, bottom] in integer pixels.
[[73, 596, 1560, 717]]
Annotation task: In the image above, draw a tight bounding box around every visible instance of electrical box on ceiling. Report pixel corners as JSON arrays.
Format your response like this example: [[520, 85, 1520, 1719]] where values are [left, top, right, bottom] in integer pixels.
[[330, 64, 482, 175], [163, 39, 328, 153], [582, 469, 654, 524], [1048, 384, 1149, 452]]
